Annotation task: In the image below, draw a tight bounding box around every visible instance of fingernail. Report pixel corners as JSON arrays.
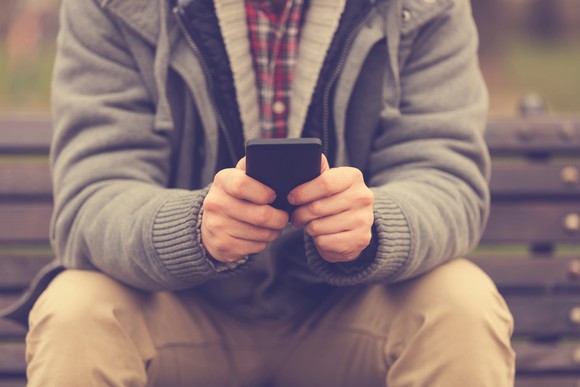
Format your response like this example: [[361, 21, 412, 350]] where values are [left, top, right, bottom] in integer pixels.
[[287, 194, 296, 205]]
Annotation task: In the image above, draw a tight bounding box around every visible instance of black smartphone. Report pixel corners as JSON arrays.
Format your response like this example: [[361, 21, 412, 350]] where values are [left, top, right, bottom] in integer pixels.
[[245, 138, 322, 213]]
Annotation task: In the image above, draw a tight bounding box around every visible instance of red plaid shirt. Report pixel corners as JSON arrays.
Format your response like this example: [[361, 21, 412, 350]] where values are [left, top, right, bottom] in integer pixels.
[[245, 0, 305, 138]]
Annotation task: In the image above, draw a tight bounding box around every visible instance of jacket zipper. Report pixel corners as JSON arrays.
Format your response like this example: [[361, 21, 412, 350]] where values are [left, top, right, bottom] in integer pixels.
[[321, 6, 377, 156], [173, 6, 238, 164]]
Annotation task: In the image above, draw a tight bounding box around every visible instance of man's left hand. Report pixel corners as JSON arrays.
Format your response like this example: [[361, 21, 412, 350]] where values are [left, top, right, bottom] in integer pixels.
[[289, 155, 374, 263]]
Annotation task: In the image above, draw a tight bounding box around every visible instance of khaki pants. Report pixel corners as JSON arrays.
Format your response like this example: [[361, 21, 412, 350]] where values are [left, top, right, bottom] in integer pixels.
[[26, 259, 515, 386]]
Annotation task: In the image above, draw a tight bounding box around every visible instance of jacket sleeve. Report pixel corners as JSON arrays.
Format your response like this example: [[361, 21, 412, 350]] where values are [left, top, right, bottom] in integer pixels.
[[306, 0, 490, 285], [50, 0, 243, 291]]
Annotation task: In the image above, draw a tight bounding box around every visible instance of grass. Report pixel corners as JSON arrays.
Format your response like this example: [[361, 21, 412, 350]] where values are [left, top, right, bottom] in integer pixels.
[[1, 37, 580, 115], [503, 37, 580, 114], [0, 44, 55, 113]]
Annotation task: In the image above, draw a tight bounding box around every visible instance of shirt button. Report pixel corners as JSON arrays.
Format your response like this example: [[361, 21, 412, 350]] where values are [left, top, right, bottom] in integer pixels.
[[273, 101, 286, 114]]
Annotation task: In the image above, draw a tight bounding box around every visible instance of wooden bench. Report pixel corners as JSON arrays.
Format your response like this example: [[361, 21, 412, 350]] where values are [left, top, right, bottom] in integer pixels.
[[0, 117, 53, 387], [1, 116, 579, 386]]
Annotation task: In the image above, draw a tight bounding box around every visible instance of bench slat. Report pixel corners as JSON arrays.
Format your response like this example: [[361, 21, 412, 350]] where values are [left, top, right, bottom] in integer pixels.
[[0, 379, 26, 387], [0, 204, 52, 244], [0, 118, 52, 153], [486, 118, 580, 153], [0, 164, 52, 198], [482, 202, 580, 243], [472, 257, 580, 290], [490, 162, 580, 197], [0, 319, 26, 338], [515, 376, 580, 387], [0, 343, 25, 374], [515, 343, 580, 373], [505, 295, 580, 337], [0, 295, 25, 338], [0, 256, 52, 291]]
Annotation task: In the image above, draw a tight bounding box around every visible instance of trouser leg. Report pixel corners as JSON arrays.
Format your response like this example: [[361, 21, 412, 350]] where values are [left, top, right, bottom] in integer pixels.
[[384, 259, 515, 387], [26, 270, 233, 387], [276, 259, 515, 387]]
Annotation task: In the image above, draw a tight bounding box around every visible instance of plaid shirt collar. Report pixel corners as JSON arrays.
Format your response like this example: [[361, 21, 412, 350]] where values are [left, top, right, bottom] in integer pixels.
[[245, 0, 306, 138]]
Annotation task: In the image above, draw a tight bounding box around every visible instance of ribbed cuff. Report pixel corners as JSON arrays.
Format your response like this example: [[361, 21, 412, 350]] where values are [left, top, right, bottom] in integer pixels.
[[150, 187, 252, 286], [305, 191, 412, 286], [151, 189, 214, 283]]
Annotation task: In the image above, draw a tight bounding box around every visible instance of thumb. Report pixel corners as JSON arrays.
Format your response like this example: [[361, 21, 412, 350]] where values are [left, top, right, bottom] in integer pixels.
[[320, 153, 330, 173], [236, 156, 247, 172]]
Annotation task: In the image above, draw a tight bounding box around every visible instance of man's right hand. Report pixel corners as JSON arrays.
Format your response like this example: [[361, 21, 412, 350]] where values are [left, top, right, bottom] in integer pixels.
[[201, 157, 289, 263]]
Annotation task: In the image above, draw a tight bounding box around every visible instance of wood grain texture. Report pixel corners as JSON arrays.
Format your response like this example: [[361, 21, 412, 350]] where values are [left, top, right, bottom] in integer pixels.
[[0, 343, 25, 374], [486, 118, 580, 154], [472, 257, 580, 290], [0, 204, 52, 244], [0, 117, 52, 153], [490, 162, 580, 197], [0, 256, 52, 290], [482, 202, 580, 243], [0, 164, 52, 198]]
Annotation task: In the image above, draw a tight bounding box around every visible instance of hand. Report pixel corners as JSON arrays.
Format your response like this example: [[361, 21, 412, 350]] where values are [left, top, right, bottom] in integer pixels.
[[289, 155, 374, 263], [201, 157, 289, 263]]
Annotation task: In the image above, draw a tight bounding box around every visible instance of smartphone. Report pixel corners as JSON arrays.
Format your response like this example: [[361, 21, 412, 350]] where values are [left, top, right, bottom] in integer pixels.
[[245, 138, 322, 213]]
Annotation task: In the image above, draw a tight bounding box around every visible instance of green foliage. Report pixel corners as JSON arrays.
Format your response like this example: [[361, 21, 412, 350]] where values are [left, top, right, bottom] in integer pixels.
[[505, 38, 580, 113], [0, 44, 55, 113]]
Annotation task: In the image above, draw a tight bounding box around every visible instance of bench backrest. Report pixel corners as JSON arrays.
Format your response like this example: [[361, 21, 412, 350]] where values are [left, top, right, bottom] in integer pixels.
[[1, 116, 580, 385], [472, 117, 580, 385]]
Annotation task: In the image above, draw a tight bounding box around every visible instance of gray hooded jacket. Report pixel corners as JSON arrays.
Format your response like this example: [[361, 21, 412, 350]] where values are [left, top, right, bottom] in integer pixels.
[[5, 0, 490, 323]]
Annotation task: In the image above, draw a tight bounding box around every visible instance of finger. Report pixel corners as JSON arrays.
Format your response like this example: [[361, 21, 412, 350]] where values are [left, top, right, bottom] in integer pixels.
[[203, 212, 282, 243], [291, 192, 354, 227], [303, 210, 373, 238], [206, 193, 289, 229], [215, 168, 275, 205], [288, 167, 362, 206], [292, 186, 373, 227]]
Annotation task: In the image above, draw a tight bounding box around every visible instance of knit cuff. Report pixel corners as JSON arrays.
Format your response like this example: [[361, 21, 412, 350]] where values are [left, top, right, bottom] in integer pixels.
[[151, 188, 250, 284], [305, 191, 412, 286]]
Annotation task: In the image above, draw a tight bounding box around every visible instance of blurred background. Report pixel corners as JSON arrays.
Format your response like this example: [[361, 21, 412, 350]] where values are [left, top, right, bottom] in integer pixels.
[[0, 0, 579, 116]]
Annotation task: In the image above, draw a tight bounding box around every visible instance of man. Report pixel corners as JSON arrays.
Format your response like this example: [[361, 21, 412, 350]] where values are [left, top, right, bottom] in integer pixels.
[[14, 0, 515, 385]]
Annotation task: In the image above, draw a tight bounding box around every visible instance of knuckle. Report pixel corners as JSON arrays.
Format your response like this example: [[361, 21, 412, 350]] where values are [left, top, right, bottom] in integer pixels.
[[351, 167, 364, 180], [356, 237, 370, 252], [315, 235, 332, 252], [203, 196, 221, 213], [308, 200, 324, 217], [355, 214, 373, 229], [320, 176, 336, 194], [305, 221, 317, 236], [252, 206, 270, 225], [275, 211, 290, 228], [212, 242, 227, 257], [358, 189, 374, 207], [213, 169, 228, 183], [204, 217, 219, 235], [228, 174, 247, 196]]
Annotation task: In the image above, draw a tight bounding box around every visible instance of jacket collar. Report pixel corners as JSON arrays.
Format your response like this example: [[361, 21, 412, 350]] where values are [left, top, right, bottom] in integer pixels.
[[99, 0, 163, 46], [101, 0, 347, 142]]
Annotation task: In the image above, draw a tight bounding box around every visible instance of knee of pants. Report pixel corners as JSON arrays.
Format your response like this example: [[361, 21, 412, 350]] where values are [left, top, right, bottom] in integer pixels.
[[390, 259, 514, 344], [28, 269, 149, 340]]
